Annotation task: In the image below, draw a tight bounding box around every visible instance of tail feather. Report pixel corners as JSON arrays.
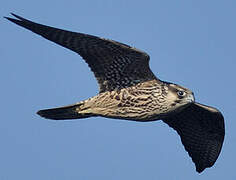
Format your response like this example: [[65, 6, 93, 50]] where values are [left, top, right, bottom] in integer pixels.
[[37, 103, 93, 120]]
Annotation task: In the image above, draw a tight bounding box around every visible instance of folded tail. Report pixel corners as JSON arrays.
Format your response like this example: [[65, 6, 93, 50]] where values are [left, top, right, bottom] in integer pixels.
[[37, 102, 94, 120]]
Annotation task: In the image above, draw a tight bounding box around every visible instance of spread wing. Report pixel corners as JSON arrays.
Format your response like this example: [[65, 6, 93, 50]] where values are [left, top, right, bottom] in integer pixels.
[[5, 13, 157, 92], [163, 103, 225, 173]]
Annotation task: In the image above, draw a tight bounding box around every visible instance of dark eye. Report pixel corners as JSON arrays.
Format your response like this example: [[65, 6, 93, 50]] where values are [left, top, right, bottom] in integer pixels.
[[177, 91, 185, 97]]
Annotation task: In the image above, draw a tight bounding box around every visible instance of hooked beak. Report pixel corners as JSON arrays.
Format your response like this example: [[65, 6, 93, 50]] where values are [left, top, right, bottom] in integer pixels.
[[187, 93, 195, 103]]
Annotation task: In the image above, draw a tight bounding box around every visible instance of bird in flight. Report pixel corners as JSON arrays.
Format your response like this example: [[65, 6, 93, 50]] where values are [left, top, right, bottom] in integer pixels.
[[5, 13, 225, 173]]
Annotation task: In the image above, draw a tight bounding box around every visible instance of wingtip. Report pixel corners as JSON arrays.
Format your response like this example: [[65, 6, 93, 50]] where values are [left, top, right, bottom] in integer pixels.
[[4, 16, 14, 21], [4, 13, 12, 19], [4, 13, 18, 22], [4, 13, 28, 22], [10, 12, 17, 16], [4, 13, 15, 19], [195, 161, 214, 173], [10, 13, 26, 21], [196, 166, 204, 173]]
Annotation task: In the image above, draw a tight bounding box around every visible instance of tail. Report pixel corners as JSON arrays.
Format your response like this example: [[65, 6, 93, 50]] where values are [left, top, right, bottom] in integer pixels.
[[37, 102, 95, 120]]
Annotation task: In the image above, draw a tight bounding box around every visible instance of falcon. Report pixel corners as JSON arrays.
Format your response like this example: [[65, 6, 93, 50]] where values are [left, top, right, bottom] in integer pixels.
[[5, 13, 225, 173]]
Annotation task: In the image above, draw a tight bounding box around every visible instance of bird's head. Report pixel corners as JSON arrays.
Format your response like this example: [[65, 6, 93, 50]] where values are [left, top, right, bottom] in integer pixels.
[[164, 83, 195, 114]]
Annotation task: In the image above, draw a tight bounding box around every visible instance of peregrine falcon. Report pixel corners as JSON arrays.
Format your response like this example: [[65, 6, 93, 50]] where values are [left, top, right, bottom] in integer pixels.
[[5, 13, 225, 173]]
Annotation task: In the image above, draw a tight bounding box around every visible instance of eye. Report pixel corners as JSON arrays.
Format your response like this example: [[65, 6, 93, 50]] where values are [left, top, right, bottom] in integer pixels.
[[177, 90, 185, 97]]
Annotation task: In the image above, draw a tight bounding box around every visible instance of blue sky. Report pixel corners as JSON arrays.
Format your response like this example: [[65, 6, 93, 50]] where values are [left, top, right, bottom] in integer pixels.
[[1, 0, 236, 179]]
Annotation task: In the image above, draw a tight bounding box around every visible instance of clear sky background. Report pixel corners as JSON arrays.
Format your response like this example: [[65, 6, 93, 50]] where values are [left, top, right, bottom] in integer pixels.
[[1, 0, 236, 179]]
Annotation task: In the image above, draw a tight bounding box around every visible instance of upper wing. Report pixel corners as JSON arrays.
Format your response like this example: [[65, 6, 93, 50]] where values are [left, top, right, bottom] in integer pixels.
[[163, 102, 225, 173], [5, 13, 157, 92]]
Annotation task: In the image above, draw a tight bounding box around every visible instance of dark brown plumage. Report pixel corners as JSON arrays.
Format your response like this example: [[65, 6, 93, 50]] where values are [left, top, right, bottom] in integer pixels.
[[5, 13, 225, 173], [163, 103, 224, 173]]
